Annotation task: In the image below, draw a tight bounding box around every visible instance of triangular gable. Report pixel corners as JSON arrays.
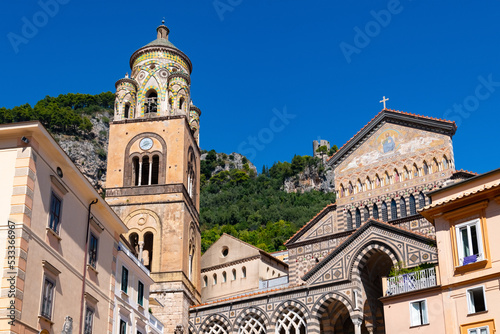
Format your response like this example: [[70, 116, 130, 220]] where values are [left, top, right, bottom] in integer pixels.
[[284, 204, 336, 246], [302, 219, 437, 285], [201, 234, 261, 269], [327, 109, 456, 169]]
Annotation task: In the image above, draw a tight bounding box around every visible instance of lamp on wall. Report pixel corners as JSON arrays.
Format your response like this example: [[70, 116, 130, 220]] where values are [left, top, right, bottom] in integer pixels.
[[21, 136, 29, 144]]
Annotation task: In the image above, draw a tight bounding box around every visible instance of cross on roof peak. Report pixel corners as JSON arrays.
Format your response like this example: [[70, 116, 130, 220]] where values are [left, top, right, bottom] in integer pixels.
[[379, 96, 389, 109]]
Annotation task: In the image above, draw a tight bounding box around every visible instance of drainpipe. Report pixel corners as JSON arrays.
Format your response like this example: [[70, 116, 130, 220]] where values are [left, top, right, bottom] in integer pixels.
[[79, 199, 98, 334]]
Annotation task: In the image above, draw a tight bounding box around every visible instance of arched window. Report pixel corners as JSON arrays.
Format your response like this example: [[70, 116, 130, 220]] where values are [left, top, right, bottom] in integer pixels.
[[400, 197, 407, 218], [188, 225, 195, 281], [403, 166, 409, 181], [124, 103, 130, 118], [133, 157, 140, 186], [239, 313, 267, 334], [151, 155, 160, 185], [365, 177, 372, 190], [129, 233, 139, 253], [242, 267, 247, 278], [232, 269, 236, 280], [143, 232, 154, 271], [382, 202, 388, 222], [179, 96, 185, 111], [340, 184, 345, 197], [348, 182, 354, 195], [145, 90, 158, 114], [203, 275, 208, 287], [355, 208, 361, 228], [375, 174, 381, 188], [419, 192, 426, 208], [443, 155, 449, 170], [276, 307, 306, 334], [391, 199, 398, 220], [357, 180, 363, 193], [364, 206, 370, 222], [385, 172, 390, 185], [346, 210, 353, 230], [141, 156, 150, 186], [222, 271, 227, 283], [213, 274, 217, 285], [394, 169, 400, 183], [413, 164, 419, 178], [373, 204, 379, 220], [206, 320, 228, 334], [187, 148, 196, 201], [433, 158, 439, 173], [409, 194, 416, 215], [423, 161, 429, 175]]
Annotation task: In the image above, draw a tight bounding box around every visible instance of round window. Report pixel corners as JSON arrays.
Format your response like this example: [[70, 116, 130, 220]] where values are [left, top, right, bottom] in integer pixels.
[[221, 247, 229, 257]]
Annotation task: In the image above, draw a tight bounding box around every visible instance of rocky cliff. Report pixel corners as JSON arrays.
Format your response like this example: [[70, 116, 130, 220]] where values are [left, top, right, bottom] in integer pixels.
[[55, 112, 110, 194]]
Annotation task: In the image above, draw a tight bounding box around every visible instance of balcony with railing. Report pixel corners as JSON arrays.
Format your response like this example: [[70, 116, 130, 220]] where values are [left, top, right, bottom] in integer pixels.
[[383, 266, 439, 296], [149, 313, 164, 334]]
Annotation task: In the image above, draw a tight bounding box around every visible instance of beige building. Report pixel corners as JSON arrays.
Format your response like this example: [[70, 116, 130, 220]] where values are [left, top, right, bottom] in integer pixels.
[[200, 234, 288, 302], [381, 168, 500, 334], [0, 122, 128, 333]]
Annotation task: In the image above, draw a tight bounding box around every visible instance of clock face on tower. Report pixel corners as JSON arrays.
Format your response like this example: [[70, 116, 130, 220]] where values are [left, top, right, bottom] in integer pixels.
[[139, 137, 153, 150]]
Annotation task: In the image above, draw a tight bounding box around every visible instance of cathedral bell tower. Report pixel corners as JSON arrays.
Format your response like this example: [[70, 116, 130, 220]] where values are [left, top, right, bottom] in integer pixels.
[[105, 21, 201, 332]]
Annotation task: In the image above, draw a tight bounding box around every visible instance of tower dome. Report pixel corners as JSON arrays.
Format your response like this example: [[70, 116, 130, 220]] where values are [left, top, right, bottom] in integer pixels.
[[113, 21, 200, 142]]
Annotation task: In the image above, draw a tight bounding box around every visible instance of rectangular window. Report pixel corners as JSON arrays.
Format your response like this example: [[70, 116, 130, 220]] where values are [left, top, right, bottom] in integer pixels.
[[120, 319, 127, 334], [40, 277, 55, 319], [467, 286, 487, 314], [456, 219, 484, 266], [409, 299, 428, 326], [49, 192, 62, 233], [88, 233, 98, 268], [121, 266, 128, 294], [84, 306, 94, 334], [137, 281, 144, 306], [469, 326, 489, 334]]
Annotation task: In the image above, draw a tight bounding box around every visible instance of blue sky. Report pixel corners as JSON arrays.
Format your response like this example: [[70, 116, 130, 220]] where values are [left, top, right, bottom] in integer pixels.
[[1, 1, 500, 174]]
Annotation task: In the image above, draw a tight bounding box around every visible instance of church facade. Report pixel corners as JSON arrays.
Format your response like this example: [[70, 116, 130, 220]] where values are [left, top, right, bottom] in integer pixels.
[[104, 23, 481, 334], [188, 110, 469, 334]]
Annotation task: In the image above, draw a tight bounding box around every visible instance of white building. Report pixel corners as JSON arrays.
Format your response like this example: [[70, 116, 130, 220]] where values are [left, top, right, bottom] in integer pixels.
[[113, 241, 164, 334]]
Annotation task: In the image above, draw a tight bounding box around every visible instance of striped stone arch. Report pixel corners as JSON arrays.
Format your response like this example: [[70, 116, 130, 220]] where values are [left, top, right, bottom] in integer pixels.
[[348, 241, 399, 279], [188, 322, 196, 334], [311, 291, 355, 319], [233, 306, 270, 334], [200, 313, 232, 334], [270, 299, 310, 325]]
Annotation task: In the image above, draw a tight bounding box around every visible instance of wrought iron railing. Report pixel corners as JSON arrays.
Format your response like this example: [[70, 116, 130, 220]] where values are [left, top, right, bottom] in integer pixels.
[[385, 267, 437, 296]]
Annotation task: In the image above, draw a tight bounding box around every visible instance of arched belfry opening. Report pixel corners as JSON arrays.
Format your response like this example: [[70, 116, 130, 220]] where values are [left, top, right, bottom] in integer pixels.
[[145, 90, 158, 115]]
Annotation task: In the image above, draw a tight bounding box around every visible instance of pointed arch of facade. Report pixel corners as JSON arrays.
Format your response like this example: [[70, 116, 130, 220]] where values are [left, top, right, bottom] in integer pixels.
[[348, 241, 400, 280], [311, 291, 356, 319], [200, 313, 232, 334], [270, 299, 310, 325], [233, 306, 270, 334]]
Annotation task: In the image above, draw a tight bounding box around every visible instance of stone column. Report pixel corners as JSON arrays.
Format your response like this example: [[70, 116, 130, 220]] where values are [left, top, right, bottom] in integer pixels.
[[138, 241, 144, 264], [352, 317, 363, 334], [138, 161, 143, 186], [148, 159, 152, 185]]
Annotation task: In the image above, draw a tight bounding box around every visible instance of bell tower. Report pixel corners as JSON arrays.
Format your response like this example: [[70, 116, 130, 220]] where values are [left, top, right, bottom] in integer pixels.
[[105, 21, 201, 332]]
